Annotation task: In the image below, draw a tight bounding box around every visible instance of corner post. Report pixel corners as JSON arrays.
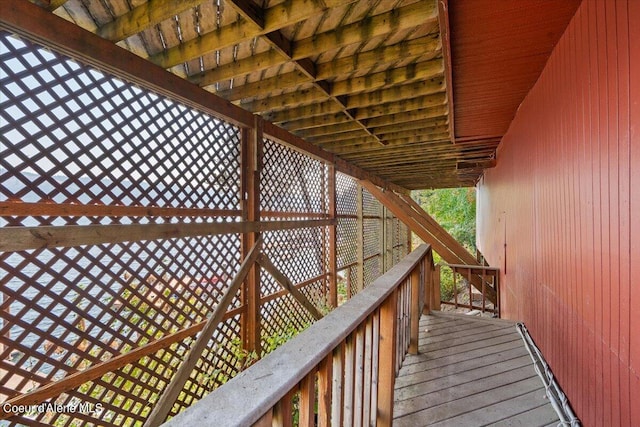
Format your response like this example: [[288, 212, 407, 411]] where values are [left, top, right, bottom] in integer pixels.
[[241, 116, 263, 356]]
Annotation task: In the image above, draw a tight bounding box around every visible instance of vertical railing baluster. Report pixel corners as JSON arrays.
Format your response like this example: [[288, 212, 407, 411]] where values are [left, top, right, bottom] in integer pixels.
[[377, 289, 398, 427], [354, 324, 365, 427], [344, 334, 355, 426], [362, 315, 373, 425], [318, 354, 332, 427], [331, 344, 344, 427], [370, 310, 380, 427], [409, 265, 421, 354], [467, 266, 473, 310], [453, 267, 459, 308], [299, 370, 316, 427]]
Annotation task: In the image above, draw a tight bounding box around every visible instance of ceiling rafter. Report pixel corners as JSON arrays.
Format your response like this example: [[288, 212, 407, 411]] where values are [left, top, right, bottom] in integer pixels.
[[362, 105, 449, 128], [225, 0, 384, 145], [354, 93, 448, 120], [97, 0, 208, 42], [214, 53, 441, 103], [329, 132, 452, 151], [293, 122, 363, 138], [192, 15, 439, 89], [330, 133, 452, 155], [245, 78, 445, 115], [25, 0, 519, 189], [315, 125, 451, 147], [149, 0, 359, 69]]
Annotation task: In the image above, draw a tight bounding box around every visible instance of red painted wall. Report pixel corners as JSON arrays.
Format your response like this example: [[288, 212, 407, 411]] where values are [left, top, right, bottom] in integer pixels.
[[476, 0, 639, 425]]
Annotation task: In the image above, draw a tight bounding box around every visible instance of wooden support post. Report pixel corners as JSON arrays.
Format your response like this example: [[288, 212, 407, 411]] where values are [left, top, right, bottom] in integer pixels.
[[432, 264, 441, 311], [356, 183, 364, 291], [409, 265, 421, 355], [241, 118, 263, 356], [377, 289, 397, 427], [328, 165, 338, 308]]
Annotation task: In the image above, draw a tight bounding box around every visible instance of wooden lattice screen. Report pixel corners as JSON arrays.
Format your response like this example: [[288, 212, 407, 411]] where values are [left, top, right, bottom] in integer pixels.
[[0, 31, 409, 426]]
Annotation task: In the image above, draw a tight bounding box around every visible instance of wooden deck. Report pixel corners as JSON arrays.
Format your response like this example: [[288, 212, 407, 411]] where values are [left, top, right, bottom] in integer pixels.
[[394, 312, 560, 427]]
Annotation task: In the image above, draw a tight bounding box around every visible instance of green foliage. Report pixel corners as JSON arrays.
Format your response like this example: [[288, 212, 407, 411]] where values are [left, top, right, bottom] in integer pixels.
[[413, 187, 476, 301], [413, 187, 476, 252]]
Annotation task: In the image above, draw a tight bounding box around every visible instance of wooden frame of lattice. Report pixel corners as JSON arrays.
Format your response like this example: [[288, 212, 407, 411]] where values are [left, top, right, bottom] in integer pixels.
[[0, 7, 410, 426]]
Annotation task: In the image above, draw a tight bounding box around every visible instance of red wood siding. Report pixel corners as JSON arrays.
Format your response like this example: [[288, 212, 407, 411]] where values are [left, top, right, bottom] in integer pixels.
[[476, 0, 639, 425]]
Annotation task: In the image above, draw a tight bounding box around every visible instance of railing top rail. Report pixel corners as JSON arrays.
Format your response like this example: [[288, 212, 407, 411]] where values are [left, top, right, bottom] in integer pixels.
[[162, 244, 432, 427]]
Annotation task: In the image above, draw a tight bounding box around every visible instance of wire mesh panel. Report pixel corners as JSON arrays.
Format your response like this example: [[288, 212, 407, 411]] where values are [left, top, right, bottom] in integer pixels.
[[0, 32, 244, 425]]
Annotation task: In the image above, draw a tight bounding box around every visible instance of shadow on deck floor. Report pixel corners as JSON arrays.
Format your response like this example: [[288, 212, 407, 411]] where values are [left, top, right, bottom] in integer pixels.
[[394, 312, 560, 427]]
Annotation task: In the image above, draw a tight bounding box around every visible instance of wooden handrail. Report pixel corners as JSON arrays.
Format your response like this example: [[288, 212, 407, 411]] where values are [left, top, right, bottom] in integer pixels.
[[162, 244, 434, 427]]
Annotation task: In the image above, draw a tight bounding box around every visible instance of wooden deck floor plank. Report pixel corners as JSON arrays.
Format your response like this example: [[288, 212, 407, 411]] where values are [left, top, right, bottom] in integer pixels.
[[417, 317, 472, 332], [419, 321, 511, 342], [428, 389, 553, 427], [395, 345, 528, 389], [398, 338, 523, 376], [394, 314, 559, 427], [394, 365, 537, 417], [394, 377, 545, 427], [395, 355, 534, 401], [417, 327, 519, 354], [489, 403, 561, 427]]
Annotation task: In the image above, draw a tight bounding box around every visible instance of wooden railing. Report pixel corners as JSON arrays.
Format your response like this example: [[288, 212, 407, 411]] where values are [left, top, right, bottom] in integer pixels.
[[438, 263, 500, 316], [162, 244, 435, 427]]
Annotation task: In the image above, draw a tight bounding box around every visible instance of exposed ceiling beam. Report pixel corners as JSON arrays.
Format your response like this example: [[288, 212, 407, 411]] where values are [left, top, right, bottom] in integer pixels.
[[215, 72, 311, 102], [315, 125, 449, 146], [348, 150, 497, 167], [192, 49, 285, 87], [262, 101, 344, 123], [214, 54, 442, 102], [345, 78, 445, 109], [362, 105, 448, 128], [372, 117, 450, 135], [150, 0, 358, 69], [327, 133, 452, 155], [280, 112, 352, 131], [98, 0, 208, 42], [331, 59, 443, 97], [192, 8, 439, 87], [225, 0, 383, 145], [354, 93, 448, 120], [292, 1, 438, 59], [242, 88, 329, 113], [293, 122, 363, 138], [247, 79, 444, 115]]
